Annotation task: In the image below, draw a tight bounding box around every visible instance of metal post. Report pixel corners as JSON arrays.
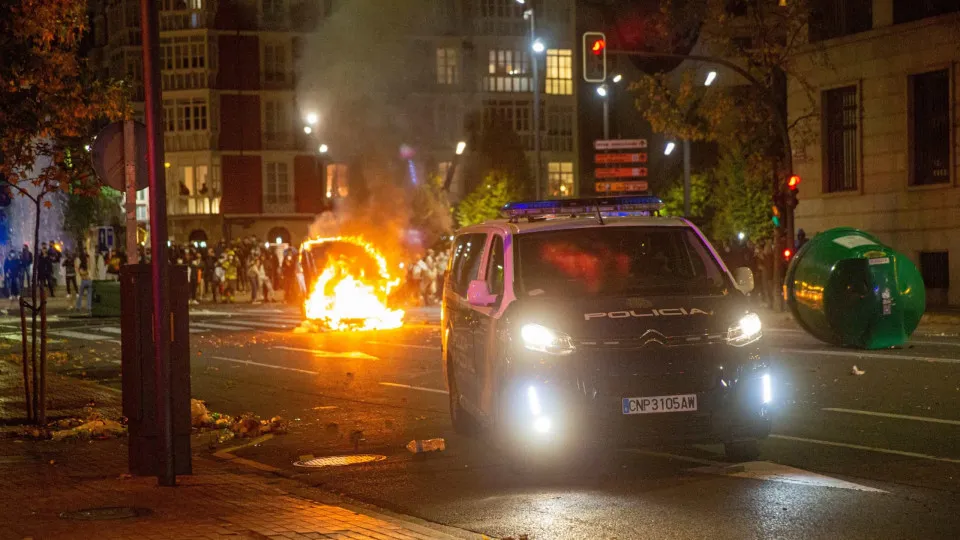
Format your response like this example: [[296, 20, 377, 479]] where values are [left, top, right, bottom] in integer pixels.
[[683, 139, 691, 217], [139, 0, 174, 486], [123, 120, 138, 264], [602, 98, 610, 140], [530, 10, 542, 199]]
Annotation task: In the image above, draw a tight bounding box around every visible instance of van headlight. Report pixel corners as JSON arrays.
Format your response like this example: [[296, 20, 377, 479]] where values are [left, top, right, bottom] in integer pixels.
[[520, 324, 575, 355], [727, 313, 762, 347]]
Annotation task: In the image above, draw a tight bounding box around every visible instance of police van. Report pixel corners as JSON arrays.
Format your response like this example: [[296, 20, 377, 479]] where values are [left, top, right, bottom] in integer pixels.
[[441, 196, 773, 461]]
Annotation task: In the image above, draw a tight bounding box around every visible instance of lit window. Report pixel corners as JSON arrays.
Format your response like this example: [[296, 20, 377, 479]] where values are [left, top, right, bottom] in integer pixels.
[[484, 49, 531, 92], [545, 49, 572, 95], [436, 47, 459, 85], [547, 162, 574, 198], [326, 163, 349, 198]]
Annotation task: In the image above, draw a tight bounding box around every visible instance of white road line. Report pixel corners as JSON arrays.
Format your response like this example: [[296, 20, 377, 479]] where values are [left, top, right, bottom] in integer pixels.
[[822, 407, 960, 426], [906, 339, 960, 348], [780, 347, 960, 364], [272, 345, 379, 360], [365, 341, 441, 351], [212, 356, 319, 375], [49, 329, 116, 342], [378, 382, 448, 395], [769, 434, 960, 464], [98, 327, 122, 335], [224, 320, 292, 329], [191, 322, 251, 331]]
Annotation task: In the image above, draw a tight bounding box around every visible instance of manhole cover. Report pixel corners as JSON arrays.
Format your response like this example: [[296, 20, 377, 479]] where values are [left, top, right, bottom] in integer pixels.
[[293, 454, 386, 468], [59, 507, 152, 521]]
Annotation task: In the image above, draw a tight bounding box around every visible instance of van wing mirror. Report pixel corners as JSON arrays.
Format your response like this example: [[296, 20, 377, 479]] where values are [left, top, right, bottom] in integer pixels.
[[733, 267, 755, 294], [466, 279, 497, 307]]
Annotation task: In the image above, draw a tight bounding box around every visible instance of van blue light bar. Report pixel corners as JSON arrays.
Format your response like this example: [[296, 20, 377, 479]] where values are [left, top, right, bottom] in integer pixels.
[[501, 196, 664, 218]]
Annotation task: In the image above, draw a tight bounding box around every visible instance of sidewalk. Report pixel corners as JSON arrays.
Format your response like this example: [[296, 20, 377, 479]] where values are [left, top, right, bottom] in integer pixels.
[[0, 362, 481, 540]]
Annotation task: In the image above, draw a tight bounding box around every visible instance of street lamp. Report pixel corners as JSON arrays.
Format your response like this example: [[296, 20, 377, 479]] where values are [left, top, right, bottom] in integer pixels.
[[444, 140, 468, 191], [318, 144, 329, 154], [704, 71, 717, 86], [456, 141, 466, 155], [596, 84, 608, 97], [303, 126, 312, 135], [305, 112, 319, 125], [518, 0, 543, 199], [612, 73, 623, 83], [664, 142, 676, 156]]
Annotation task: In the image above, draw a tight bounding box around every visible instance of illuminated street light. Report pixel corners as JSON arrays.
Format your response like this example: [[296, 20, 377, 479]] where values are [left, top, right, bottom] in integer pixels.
[[612, 73, 623, 83], [596, 84, 608, 97], [738, 231, 746, 241], [664, 142, 676, 155], [318, 144, 329, 154], [303, 126, 312, 135], [305, 112, 318, 125], [532, 38, 546, 54], [456, 141, 466, 155], [704, 71, 717, 86]]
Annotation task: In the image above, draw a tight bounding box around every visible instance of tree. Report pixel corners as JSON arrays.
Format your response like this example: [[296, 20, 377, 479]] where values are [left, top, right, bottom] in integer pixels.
[[0, 0, 127, 424], [62, 187, 124, 251], [409, 174, 452, 247], [660, 172, 713, 224], [710, 147, 774, 244], [455, 172, 522, 228]]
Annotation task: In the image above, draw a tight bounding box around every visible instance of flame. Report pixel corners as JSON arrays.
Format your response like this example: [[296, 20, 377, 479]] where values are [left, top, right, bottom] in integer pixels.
[[301, 236, 404, 331]]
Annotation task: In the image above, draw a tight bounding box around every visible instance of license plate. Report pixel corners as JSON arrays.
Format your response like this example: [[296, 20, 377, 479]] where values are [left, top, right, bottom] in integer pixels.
[[622, 394, 698, 415]]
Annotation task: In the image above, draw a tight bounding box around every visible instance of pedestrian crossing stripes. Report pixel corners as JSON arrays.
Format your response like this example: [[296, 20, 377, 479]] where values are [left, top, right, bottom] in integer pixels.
[[0, 314, 302, 343]]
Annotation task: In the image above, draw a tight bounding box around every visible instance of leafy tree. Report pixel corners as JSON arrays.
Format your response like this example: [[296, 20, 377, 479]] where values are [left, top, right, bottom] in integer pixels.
[[660, 172, 713, 222], [455, 172, 522, 228], [710, 147, 774, 244], [62, 187, 124, 251], [0, 0, 127, 424]]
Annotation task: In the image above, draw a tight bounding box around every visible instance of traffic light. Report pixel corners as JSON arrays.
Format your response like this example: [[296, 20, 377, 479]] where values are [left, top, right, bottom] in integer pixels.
[[783, 248, 793, 261], [583, 31, 607, 83], [772, 192, 784, 228], [787, 174, 800, 209]]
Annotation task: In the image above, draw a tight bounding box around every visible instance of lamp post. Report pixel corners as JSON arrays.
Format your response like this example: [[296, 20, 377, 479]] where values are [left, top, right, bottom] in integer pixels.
[[443, 141, 467, 192], [518, 0, 543, 198]]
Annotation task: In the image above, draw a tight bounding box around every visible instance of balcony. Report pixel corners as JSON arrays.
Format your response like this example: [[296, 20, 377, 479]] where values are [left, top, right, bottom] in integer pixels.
[[473, 17, 526, 37], [160, 9, 216, 32], [168, 195, 221, 216], [263, 132, 295, 151], [164, 131, 216, 152], [263, 201, 295, 214]]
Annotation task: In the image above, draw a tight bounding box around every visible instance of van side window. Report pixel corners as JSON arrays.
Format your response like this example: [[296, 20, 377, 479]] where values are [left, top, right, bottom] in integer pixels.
[[486, 235, 504, 296], [451, 233, 487, 296]]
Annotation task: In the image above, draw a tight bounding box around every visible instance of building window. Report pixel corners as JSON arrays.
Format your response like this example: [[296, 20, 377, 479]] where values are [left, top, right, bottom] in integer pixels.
[[822, 86, 858, 193], [163, 98, 208, 132], [546, 104, 573, 152], [265, 162, 291, 205], [910, 69, 950, 186], [809, 0, 872, 41], [436, 47, 459, 85], [263, 99, 290, 142], [263, 41, 287, 83], [547, 162, 574, 198], [482, 99, 532, 148], [326, 163, 349, 198], [261, 0, 286, 24], [479, 0, 523, 18], [484, 49, 531, 92], [894, 0, 960, 24], [545, 49, 572, 95], [160, 36, 207, 90]]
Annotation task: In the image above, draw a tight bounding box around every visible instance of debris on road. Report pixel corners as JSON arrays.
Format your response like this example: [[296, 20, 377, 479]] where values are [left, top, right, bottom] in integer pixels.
[[190, 399, 290, 439], [17, 408, 127, 441], [406, 438, 446, 453], [851, 365, 866, 376]]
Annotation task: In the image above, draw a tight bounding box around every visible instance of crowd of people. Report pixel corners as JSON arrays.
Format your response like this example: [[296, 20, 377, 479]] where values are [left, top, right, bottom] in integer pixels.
[[719, 230, 810, 309], [408, 248, 449, 306]]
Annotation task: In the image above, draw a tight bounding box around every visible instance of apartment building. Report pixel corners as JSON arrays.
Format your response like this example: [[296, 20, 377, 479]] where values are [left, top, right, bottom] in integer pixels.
[[88, 0, 335, 245], [789, 0, 960, 305]]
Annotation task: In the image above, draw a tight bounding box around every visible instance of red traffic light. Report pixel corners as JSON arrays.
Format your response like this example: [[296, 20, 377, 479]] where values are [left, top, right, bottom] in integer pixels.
[[783, 248, 793, 260], [591, 39, 606, 55], [788, 175, 801, 190]]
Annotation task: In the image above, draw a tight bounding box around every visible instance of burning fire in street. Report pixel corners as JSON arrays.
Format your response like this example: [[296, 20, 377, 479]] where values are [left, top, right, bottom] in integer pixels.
[[301, 236, 404, 331]]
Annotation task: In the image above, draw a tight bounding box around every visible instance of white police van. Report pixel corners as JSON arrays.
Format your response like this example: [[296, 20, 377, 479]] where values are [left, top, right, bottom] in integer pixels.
[[441, 196, 773, 462]]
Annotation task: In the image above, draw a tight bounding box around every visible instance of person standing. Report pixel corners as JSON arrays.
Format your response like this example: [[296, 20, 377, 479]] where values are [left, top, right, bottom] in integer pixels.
[[189, 253, 203, 305], [36, 243, 54, 297], [4, 252, 20, 301], [246, 256, 259, 303], [74, 259, 93, 312], [63, 251, 78, 299], [256, 255, 274, 303], [19, 244, 32, 291]]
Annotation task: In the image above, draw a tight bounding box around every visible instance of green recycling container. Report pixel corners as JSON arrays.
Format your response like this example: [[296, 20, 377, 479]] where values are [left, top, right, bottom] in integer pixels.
[[785, 227, 925, 349], [91, 279, 122, 317]]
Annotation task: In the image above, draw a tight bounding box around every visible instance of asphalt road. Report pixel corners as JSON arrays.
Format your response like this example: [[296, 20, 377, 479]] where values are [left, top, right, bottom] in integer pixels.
[[17, 305, 960, 539]]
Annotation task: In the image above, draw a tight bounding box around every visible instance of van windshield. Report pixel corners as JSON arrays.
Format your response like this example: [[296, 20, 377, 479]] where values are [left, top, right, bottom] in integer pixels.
[[516, 226, 729, 298]]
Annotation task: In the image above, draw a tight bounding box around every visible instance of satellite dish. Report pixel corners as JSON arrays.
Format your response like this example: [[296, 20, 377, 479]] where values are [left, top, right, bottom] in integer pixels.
[[91, 121, 150, 191]]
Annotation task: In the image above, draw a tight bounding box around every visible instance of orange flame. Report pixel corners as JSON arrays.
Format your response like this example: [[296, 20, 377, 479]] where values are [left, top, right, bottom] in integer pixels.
[[301, 236, 404, 331]]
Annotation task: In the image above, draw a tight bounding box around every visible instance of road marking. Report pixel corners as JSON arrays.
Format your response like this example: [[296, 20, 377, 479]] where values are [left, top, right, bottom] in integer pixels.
[[822, 407, 960, 426], [98, 327, 122, 335], [620, 449, 725, 467], [690, 461, 886, 493], [212, 356, 319, 375], [365, 341, 441, 351], [378, 382, 448, 395], [272, 346, 378, 360], [225, 320, 293, 329], [780, 347, 960, 364], [770, 434, 960, 464], [0, 332, 62, 343], [191, 322, 253, 331], [49, 329, 116, 342], [907, 339, 960, 348]]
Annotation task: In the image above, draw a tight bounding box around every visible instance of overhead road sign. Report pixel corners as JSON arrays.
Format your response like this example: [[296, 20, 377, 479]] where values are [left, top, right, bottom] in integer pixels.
[[595, 181, 649, 193], [595, 152, 648, 164], [594, 139, 647, 151], [595, 167, 648, 179]]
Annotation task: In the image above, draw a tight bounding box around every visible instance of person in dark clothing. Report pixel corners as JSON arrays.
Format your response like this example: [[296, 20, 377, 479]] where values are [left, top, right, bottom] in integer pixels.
[[203, 248, 217, 300], [20, 244, 32, 291], [63, 252, 78, 298], [37, 243, 54, 297], [4, 252, 20, 299]]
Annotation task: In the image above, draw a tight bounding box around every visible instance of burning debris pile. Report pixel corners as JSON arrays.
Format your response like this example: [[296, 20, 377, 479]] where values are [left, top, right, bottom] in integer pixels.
[[300, 236, 404, 331]]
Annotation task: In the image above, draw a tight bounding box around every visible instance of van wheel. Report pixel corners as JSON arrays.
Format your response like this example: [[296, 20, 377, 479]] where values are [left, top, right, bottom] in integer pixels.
[[724, 439, 761, 462], [447, 360, 477, 436]]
